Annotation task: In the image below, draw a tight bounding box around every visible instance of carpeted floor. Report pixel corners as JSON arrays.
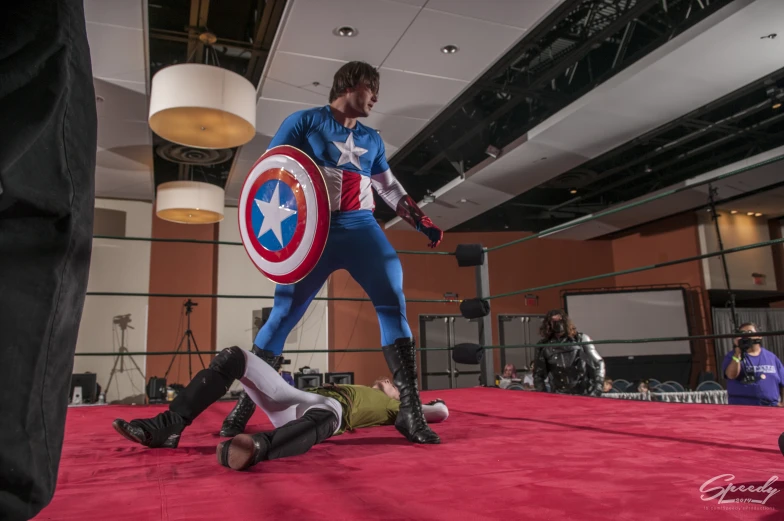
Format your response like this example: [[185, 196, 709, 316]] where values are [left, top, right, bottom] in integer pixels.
[[35, 388, 784, 520]]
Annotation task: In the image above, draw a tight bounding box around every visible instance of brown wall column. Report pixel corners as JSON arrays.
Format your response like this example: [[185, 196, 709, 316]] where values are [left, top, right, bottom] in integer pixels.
[[145, 208, 219, 386]]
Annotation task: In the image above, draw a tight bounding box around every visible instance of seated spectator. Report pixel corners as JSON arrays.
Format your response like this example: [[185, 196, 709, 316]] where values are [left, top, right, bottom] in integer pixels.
[[602, 378, 613, 393], [723, 322, 784, 407], [522, 361, 535, 389], [502, 364, 517, 379]]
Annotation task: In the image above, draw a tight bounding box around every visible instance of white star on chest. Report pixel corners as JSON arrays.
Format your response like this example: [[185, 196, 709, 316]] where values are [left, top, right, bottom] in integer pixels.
[[254, 183, 297, 246], [332, 132, 368, 169]]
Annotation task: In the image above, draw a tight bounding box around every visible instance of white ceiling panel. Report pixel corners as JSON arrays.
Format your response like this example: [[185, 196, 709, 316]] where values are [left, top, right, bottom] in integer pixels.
[[276, 0, 420, 65], [422, 180, 513, 221], [86, 22, 146, 84], [364, 112, 428, 148], [262, 53, 344, 103], [100, 78, 147, 95], [388, 0, 427, 6], [425, 0, 557, 30], [383, 8, 523, 81], [474, 142, 588, 194], [262, 77, 331, 106], [97, 120, 150, 150], [530, 107, 655, 159], [255, 99, 319, 137], [94, 79, 148, 124], [85, 0, 152, 202], [84, 0, 144, 29], [375, 67, 467, 119]]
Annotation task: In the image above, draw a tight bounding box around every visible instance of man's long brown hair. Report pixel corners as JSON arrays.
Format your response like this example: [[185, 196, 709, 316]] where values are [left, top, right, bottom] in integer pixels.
[[329, 61, 380, 102], [540, 309, 578, 339]]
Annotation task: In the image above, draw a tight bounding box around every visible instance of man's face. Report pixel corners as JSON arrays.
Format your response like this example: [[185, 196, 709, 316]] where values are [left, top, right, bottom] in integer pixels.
[[347, 83, 378, 117], [373, 378, 400, 401]]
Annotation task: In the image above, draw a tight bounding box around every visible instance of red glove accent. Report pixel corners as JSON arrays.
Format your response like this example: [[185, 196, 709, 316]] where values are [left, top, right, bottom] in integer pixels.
[[418, 216, 443, 249]]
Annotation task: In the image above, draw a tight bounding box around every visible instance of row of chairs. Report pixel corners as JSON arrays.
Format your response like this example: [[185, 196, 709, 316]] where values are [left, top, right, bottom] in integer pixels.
[[610, 379, 724, 393]]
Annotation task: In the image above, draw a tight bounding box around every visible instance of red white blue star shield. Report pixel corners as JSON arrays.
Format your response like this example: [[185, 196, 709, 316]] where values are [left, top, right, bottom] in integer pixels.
[[238, 145, 331, 285]]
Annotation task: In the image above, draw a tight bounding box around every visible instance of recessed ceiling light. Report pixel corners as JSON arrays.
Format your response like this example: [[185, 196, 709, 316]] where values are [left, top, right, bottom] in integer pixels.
[[755, 212, 763, 217], [747, 212, 755, 216], [441, 45, 459, 54], [570, 189, 577, 194], [334, 26, 357, 37], [730, 210, 738, 214], [773, 102, 782, 110]]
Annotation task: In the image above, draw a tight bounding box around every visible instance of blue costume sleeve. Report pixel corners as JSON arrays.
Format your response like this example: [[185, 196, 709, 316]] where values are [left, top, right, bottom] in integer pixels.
[[371, 133, 390, 175], [268, 110, 312, 149]]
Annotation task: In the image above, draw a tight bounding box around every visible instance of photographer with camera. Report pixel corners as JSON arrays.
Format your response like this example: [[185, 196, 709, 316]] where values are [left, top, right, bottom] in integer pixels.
[[722, 322, 784, 407]]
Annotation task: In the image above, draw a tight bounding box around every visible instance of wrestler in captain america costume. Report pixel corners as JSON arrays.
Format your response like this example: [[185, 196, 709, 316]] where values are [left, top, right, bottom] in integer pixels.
[[221, 61, 444, 445]]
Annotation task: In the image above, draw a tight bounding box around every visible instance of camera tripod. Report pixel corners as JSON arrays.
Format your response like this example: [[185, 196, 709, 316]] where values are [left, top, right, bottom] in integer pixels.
[[106, 314, 145, 394], [164, 299, 206, 381]]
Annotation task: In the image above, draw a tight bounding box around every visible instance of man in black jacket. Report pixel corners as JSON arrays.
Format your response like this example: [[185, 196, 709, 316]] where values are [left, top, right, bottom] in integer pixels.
[[533, 309, 605, 397]]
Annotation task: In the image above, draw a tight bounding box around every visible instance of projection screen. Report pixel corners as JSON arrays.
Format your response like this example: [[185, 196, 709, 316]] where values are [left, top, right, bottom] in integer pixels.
[[564, 289, 691, 357]]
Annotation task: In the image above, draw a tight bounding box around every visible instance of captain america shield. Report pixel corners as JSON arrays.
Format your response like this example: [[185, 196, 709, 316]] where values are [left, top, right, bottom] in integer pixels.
[[238, 145, 331, 284]]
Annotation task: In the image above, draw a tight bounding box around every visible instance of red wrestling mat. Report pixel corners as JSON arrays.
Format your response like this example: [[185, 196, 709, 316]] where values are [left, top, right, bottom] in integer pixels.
[[36, 388, 784, 521]]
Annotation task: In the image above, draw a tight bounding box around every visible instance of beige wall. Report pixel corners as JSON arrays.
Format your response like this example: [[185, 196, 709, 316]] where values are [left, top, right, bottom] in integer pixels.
[[75, 199, 152, 403], [698, 211, 777, 290], [216, 207, 329, 388]]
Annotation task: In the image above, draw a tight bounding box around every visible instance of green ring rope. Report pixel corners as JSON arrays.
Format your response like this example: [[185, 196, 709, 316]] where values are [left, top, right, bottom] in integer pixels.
[[72, 330, 782, 356]]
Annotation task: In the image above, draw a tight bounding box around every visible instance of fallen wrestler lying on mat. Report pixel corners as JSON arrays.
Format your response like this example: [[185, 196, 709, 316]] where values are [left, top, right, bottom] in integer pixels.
[[112, 346, 449, 471]]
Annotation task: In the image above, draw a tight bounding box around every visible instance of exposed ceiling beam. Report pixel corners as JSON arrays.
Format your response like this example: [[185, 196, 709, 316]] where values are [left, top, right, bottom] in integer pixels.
[[246, 0, 286, 85], [186, 0, 211, 64], [150, 28, 253, 50], [387, 0, 587, 169], [409, 0, 662, 177]]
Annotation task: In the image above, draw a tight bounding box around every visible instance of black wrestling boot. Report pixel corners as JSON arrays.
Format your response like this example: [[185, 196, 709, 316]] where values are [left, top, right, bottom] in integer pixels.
[[112, 411, 186, 449], [382, 338, 440, 444], [217, 408, 337, 471], [219, 346, 284, 437]]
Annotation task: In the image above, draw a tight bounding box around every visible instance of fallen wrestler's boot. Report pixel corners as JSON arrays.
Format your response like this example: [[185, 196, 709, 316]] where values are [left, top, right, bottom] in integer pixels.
[[382, 337, 440, 444], [112, 410, 186, 449], [220, 345, 284, 437], [216, 434, 267, 471], [217, 408, 337, 471]]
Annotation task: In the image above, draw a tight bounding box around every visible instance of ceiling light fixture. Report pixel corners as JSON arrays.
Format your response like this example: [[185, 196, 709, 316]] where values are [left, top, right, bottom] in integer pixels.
[[334, 26, 357, 37], [441, 45, 459, 54], [570, 189, 577, 194], [755, 212, 763, 217], [747, 212, 755, 216], [730, 210, 738, 214], [156, 180, 225, 224], [149, 63, 256, 149], [774, 102, 782, 110]]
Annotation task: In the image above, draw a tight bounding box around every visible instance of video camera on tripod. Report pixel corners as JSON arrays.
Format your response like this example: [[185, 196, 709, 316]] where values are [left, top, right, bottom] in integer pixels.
[[113, 314, 133, 329]]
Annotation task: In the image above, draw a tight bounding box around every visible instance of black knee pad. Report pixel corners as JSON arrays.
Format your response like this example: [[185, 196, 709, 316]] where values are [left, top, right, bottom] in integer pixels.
[[209, 346, 246, 381], [302, 408, 339, 443]]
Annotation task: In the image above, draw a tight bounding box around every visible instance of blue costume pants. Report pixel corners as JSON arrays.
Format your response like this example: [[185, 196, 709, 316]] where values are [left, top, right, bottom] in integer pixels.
[[253, 210, 411, 355]]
